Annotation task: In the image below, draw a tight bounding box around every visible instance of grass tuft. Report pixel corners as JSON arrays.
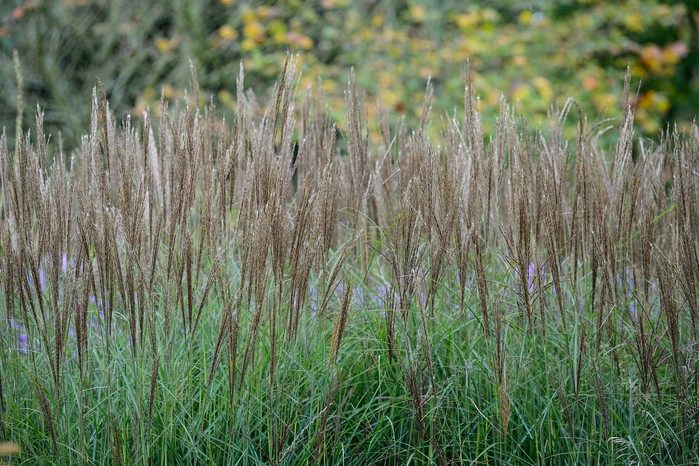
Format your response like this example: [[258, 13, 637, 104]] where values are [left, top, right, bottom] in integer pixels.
[[0, 63, 697, 464]]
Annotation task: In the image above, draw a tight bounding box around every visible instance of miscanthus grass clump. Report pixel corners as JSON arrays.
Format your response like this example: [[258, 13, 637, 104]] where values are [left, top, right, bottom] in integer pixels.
[[1, 54, 698, 465]]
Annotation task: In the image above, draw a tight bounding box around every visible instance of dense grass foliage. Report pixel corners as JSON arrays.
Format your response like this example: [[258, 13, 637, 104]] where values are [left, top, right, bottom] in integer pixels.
[[1, 0, 697, 150], [1, 56, 698, 464]]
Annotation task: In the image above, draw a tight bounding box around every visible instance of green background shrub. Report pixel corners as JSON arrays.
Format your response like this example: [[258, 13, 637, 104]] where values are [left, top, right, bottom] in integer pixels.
[[1, 0, 697, 150]]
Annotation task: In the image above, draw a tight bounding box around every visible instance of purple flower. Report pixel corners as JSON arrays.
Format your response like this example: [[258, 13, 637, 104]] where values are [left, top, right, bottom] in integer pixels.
[[353, 286, 366, 307], [625, 267, 634, 290], [17, 333, 29, 355], [308, 283, 318, 316], [371, 284, 386, 308], [528, 262, 536, 293], [39, 266, 47, 292], [5, 320, 30, 355], [308, 283, 318, 315]]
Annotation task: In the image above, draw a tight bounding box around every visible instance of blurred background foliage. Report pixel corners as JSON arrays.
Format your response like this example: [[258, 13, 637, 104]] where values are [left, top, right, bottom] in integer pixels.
[[1, 0, 697, 150]]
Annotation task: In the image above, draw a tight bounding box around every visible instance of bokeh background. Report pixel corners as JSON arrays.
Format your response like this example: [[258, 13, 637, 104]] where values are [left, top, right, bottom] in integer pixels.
[[1, 0, 697, 150]]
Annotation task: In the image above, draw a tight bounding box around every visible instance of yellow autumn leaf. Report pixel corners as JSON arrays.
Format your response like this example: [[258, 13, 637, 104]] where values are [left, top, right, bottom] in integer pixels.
[[218, 91, 236, 111], [267, 20, 285, 33], [155, 37, 173, 53], [271, 31, 285, 44], [654, 93, 670, 113], [512, 83, 531, 101], [624, 12, 644, 33], [640, 44, 663, 73], [532, 76, 553, 103], [513, 55, 528, 67], [244, 21, 265, 40], [265, 21, 284, 43], [455, 12, 479, 29], [256, 6, 271, 20], [410, 5, 426, 22], [241, 38, 257, 52], [241, 9, 256, 24], [382, 89, 400, 107], [162, 84, 174, 100], [639, 91, 670, 113], [297, 35, 314, 49], [378, 71, 395, 87], [371, 15, 384, 27], [518, 10, 532, 25], [218, 25, 238, 40], [322, 79, 337, 93], [651, 4, 673, 20], [286, 32, 314, 49], [220, 0, 234, 5], [629, 63, 648, 79], [593, 92, 618, 113]]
